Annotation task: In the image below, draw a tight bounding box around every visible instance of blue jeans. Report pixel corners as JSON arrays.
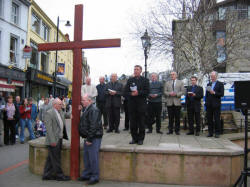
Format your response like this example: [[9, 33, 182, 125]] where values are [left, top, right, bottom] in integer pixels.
[[20, 118, 35, 142], [81, 138, 102, 181]]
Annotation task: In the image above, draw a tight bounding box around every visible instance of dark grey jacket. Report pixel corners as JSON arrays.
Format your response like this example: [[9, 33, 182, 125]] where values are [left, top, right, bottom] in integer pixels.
[[148, 81, 163, 103], [105, 81, 123, 108], [79, 104, 103, 142]]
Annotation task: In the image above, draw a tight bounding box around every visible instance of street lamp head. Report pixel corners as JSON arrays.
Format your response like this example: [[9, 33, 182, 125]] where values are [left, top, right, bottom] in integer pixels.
[[65, 20, 72, 27], [141, 29, 151, 52]]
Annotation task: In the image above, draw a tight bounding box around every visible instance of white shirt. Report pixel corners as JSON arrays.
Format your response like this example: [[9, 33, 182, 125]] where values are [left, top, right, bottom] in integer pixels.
[[38, 100, 44, 110], [54, 109, 64, 138], [81, 84, 98, 98]]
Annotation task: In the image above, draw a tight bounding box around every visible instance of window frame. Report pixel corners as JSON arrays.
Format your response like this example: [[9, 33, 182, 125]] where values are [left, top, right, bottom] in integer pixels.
[[9, 35, 19, 66], [11, 1, 19, 25], [31, 12, 41, 34]]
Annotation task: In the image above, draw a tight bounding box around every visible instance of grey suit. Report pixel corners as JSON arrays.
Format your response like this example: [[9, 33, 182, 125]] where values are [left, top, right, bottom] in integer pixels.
[[164, 79, 185, 106], [43, 108, 69, 179], [164, 79, 185, 133]]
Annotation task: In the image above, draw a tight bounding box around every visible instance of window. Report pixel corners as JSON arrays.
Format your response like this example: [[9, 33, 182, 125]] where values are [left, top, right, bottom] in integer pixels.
[[41, 23, 49, 41], [9, 35, 18, 65], [216, 31, 226, 63], [218, 7, 226, 20], [248, 6, 250, 19], [31, 12, 40, 34], [237, 3, 248, 19], [0, 0, 3, 17], [41, 52, 49, 73], [30, 41, 38, 69], [11, 2, 19, 24]]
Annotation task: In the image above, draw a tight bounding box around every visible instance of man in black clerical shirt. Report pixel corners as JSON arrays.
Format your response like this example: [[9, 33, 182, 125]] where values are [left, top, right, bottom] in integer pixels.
[[124, 65, 149, 145]]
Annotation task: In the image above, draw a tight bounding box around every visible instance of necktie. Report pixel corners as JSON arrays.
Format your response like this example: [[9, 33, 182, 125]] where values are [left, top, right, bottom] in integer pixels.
[[172, 80, 175, 91]]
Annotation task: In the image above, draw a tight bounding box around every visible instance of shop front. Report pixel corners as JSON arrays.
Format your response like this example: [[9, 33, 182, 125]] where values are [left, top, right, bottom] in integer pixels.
[[0, 64, 26, 98], [26, 67, 53, 104], [55, 76, 71, 98]]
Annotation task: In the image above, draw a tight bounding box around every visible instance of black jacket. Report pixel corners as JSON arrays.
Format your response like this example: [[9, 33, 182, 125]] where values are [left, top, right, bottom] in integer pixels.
[[3, 103, 20, 123], [205, 81, 224, 108], [96, 83, 107, 103], [105, 81, 123, 108], [124, 76, 149, 111], [185, 85, 204, 112], [79, 104, 103, 142]]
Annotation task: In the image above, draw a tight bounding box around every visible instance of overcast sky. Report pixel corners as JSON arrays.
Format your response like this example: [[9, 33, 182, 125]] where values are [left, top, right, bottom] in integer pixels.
[[36, 0, 170, 84]]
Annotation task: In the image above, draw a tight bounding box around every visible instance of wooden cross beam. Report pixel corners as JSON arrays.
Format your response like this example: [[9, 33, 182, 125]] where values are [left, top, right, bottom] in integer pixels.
[[38, 4, 121, 180]]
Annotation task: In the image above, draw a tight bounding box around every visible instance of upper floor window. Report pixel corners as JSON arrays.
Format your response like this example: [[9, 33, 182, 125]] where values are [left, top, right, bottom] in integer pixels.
[[0, 0, 3, 17], [41, 22, 49, 41], [11, 2, 19, 24], [218, 7, 226, 20], [30, 41, 38, 69], [10, 35, 18, 65], [31, 12, 40, 34], [237, 3, 248, 19]]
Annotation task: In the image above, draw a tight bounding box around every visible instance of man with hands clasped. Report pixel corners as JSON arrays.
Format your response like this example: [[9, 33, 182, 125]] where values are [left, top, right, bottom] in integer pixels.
[[164, 71, 185, 135]]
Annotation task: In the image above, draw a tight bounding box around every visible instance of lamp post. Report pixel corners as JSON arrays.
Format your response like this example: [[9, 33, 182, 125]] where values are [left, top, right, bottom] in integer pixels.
[[53, 16, 71, 97], [141, 30, 151, 79]]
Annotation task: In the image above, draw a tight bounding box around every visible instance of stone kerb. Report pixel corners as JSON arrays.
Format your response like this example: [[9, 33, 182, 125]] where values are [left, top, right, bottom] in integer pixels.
[[29, 136, 243, 186]]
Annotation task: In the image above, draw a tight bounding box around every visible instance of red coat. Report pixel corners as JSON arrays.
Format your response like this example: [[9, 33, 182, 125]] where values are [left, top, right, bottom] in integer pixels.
[[19, 105, 32, 119]]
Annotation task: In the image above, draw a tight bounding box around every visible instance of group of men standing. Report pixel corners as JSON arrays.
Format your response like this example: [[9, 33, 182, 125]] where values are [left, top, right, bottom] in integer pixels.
[[94, 66, 224, 145], [41, 65, 224, 185]]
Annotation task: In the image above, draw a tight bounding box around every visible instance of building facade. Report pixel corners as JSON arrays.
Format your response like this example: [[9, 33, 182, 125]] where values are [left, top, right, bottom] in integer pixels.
[[26, 0, 73, 102], [0, 0, 30, 98], [172, 0, 250, 79]]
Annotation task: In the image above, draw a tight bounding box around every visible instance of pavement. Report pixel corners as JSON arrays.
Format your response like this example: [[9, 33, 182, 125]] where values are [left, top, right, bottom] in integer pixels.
[[0, 114, 247, 187]]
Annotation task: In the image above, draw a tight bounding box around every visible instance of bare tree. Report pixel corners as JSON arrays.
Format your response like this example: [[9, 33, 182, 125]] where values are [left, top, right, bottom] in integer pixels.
[[131, 0, 249, 83]]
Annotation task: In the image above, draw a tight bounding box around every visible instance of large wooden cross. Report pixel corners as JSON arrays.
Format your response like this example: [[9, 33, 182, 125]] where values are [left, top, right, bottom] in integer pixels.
[[38, 4, 120, 179]]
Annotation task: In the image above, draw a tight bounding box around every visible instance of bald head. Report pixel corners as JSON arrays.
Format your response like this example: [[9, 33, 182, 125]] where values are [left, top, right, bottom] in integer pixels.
[[111, 73, 117, 83], [210, 71, 218, 82], [81, 94, 92, 107], [53, 98, 63, 111], [99, 76, 105, 84], [86, 77, 91, 85]]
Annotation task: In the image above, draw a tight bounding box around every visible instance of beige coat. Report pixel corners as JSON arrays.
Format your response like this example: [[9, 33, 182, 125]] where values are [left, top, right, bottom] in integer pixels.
[[164, 79, 185, 106], [44, 108, 70, 145]]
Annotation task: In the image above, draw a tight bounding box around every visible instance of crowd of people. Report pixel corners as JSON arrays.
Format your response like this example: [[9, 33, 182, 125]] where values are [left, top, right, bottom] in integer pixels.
[[0, 94, 71, 146], [0, 65, 225, 185]]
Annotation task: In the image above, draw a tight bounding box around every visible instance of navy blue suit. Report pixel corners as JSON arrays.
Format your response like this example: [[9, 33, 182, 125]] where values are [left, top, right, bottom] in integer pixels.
[[205, 81, 224, 135]]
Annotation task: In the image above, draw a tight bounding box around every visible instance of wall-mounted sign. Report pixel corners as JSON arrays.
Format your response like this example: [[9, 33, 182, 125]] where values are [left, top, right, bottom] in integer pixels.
[[57, 63, 65, 75]]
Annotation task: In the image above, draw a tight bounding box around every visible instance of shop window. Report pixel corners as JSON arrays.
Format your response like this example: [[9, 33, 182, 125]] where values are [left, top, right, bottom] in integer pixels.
[[31, 12, 40, 34], [9, 35, 18, 66], [11, 2, 19, 24], [41, 52, 49, 73], [30, 41, 38, 69]]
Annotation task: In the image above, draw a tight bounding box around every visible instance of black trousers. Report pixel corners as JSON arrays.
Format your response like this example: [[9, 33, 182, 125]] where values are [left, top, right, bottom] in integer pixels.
[[129, 106, 146, 142], [43, 139, 64, 178], [167, 106, 181, 133], [123, 100, 130, 130], [107, 106, 120, 131], [207, 106, 221, 135], [4, 119, 16, 145], [97, 102, 108, 127], [147, 102, 162, 131], [187, 107, 200, 132]]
